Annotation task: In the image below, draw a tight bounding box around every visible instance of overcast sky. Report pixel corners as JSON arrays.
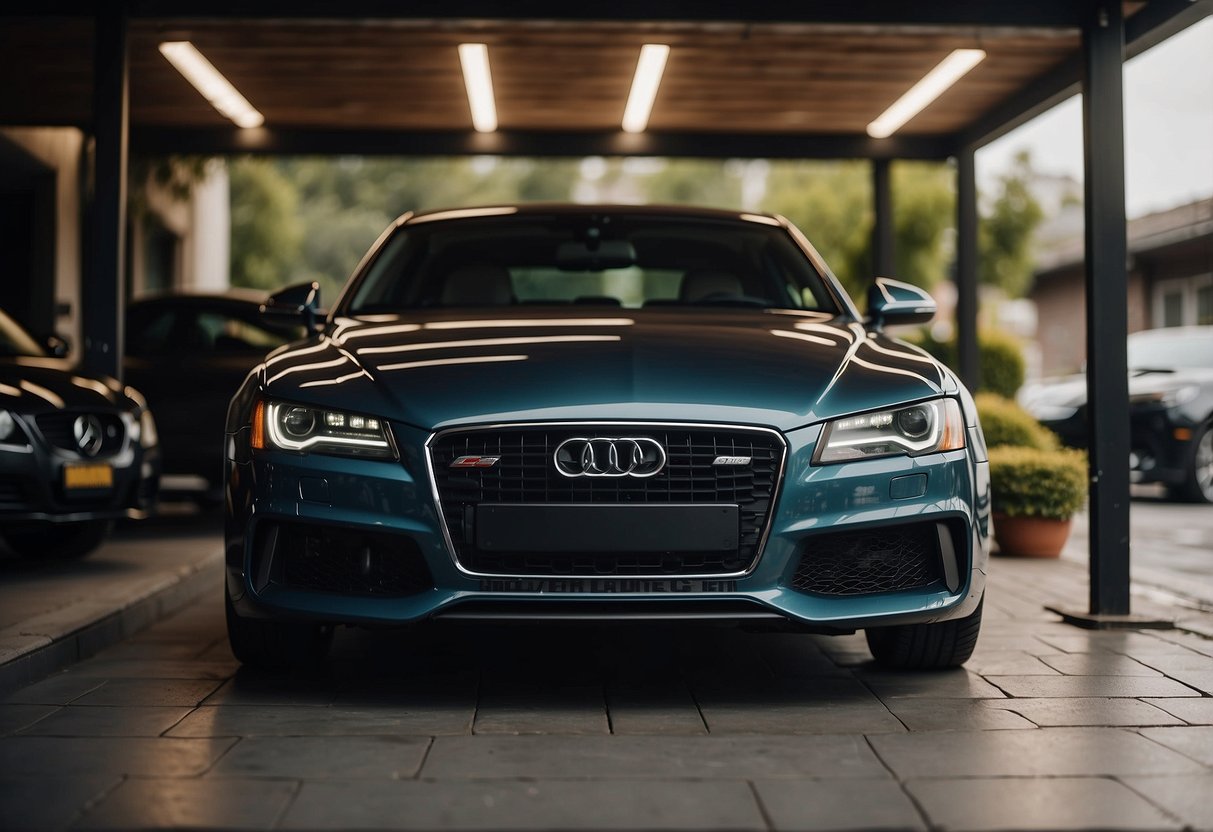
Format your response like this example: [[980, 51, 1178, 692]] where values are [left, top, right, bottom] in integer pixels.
[[977, 16, 1213, 218]]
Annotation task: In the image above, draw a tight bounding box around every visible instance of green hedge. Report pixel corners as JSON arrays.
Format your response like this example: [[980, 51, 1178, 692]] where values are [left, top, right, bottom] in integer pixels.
[[911, 329, 1026, 399], [988, 446, 1087, 520], [975, 393, 1059, 451]]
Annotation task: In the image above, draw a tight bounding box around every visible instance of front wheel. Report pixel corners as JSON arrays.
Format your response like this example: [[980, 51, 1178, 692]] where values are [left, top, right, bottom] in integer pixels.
[[1170, 424, 1213, 504], [865, 597, 983, 670], [225, 585, 334, 671], [1, 520, 111, 560]]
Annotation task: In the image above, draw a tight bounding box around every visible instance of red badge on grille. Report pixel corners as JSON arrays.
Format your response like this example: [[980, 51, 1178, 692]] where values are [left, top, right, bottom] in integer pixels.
[[450, 456, 501, 469]]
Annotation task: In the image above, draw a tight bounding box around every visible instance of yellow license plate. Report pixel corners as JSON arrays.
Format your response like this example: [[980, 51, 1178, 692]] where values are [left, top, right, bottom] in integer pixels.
[[64, 463, 113, 489]]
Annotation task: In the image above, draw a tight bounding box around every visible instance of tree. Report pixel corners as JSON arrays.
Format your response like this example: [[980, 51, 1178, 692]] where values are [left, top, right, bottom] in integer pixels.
[[761, 160, 956, 301], [760, 160, 873, 298], [891, 162, 955, 292], [979, 150, 1045, 297], [224, 152, 1042, 305], [640, 159, 746, 208], [228, 158, 303, 291]]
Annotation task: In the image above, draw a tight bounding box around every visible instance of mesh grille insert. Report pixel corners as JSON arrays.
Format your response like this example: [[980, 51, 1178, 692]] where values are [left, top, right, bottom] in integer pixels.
[[791, 523, 944, 596]]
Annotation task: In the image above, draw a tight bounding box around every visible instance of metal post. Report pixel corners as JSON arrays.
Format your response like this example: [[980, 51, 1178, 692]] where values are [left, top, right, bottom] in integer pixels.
[[955, 146, 980, 391], [871, 159, 894, 279], [84, 6, 128, 380], [1083, 1, 1131, 616]]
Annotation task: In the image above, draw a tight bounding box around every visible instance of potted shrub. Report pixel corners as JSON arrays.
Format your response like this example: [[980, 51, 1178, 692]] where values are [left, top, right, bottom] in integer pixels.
[[974, 393, 1059, 451], [988, 445, 1087, 557]]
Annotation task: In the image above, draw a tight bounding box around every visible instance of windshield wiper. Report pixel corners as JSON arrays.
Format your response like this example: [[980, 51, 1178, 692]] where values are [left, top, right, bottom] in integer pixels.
[[1130, 367, 1176, 375]]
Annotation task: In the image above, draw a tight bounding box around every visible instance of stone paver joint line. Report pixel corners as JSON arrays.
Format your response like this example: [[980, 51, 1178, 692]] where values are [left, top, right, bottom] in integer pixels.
[[3, 520, 1213, 829]]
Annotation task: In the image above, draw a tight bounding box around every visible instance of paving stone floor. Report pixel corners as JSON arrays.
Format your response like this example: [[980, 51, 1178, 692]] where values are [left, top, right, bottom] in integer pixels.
[[1, 555, 1212, 831]]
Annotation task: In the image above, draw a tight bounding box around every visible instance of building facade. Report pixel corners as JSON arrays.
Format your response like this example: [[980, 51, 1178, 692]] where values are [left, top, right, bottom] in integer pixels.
[[1029, 197, 1213, 376]]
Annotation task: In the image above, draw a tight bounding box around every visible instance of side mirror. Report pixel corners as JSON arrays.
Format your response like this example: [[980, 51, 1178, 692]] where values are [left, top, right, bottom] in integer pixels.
[[261, 282, 326, 333], [44, 334, 70, 358], [867, 277, 936, 330]]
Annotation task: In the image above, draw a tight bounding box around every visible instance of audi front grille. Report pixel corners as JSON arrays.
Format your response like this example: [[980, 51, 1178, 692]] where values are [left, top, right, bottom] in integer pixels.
[[427, 424, 785, 577]]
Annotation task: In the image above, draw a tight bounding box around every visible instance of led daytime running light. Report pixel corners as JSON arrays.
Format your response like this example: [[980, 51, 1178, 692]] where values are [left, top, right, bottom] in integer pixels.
[[263, 401, 392, 456], [815, 398, 965, 464]]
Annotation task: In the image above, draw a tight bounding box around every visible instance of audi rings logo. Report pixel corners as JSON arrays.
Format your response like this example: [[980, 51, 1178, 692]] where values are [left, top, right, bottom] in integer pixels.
[[553, 437, 667, 478], [73, 414, 104, 457]]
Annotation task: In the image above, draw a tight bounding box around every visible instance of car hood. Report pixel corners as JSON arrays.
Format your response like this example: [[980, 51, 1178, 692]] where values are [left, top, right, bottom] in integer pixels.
[[0, 357, 138, 415], [1022, 368, 1213, 412], [258, 309, 952, 432]]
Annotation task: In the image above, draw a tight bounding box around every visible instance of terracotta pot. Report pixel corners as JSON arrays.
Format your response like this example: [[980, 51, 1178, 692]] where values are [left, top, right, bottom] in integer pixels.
[[992, 512, 1072, 558]]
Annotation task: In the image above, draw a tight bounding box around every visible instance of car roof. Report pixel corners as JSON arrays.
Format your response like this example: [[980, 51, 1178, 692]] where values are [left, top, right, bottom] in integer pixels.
[[1129, 325, 1213, 341], [402, 203, 782, 226], [128, 288, 269, 308]]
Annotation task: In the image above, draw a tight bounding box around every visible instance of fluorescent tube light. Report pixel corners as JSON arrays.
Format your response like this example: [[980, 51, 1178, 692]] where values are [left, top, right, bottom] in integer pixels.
[[458, 43, 498, 133], [622, 44, 670, 134], [158, 41, 264, 129], [866, 49, 986, 139]]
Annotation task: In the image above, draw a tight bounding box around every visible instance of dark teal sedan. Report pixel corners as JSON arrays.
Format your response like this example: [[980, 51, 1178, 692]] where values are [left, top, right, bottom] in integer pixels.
[[223, 205, 990, 671]]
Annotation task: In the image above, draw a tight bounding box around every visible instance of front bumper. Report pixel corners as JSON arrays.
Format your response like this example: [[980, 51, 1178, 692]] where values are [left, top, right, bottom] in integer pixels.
[[225, 420, 989, 630], [0, 417, 160, 524]]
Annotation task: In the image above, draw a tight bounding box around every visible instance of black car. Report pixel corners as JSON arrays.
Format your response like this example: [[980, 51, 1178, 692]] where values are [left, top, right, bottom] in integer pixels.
[[124, 291, 304, 502], [0, 307, 160, 558], [1022, 325, 1213, 503]]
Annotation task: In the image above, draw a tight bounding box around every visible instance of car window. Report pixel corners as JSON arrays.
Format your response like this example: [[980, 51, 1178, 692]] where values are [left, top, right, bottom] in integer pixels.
[[345, 214, 840, 314], [195, 311, 295, 353], [126, 307, 177, 357], [0, 308, 45, 357], [1128, 331, 1213, 370]]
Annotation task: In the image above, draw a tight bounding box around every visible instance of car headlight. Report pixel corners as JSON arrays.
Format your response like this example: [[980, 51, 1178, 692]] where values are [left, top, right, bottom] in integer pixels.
[[813, 398, 965, 464], [1129, 385, 1199, 408], [251, 400, 395, 458]]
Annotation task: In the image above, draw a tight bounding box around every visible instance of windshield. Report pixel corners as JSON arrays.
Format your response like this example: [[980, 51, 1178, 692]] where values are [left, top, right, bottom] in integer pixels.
[[0, 309, 45, 358], [1127, 330, 1213, 370], [343, 213, 842, 315]]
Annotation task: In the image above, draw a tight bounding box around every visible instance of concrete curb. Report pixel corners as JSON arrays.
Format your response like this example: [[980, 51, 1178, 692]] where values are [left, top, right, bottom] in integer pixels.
[[0, 553, 222, 698]]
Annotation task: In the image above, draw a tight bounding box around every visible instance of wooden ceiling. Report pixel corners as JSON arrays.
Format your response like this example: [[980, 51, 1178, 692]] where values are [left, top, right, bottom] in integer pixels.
[[0, 18, 1080, 137]]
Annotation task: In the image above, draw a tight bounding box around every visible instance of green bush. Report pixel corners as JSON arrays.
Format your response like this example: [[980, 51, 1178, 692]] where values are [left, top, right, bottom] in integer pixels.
[[975, 393, 1059, 451], [989, 446, 1087, 520], [911, 329, 1026, 399]]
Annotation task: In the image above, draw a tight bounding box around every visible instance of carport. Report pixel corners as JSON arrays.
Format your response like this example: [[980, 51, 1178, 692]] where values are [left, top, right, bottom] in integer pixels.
[[2, 0, 1210, 625]]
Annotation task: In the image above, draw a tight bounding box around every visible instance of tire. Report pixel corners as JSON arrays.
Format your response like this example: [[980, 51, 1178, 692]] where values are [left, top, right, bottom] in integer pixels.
[[1, 520, 110, 560], [1171, 424, 1213, 504], [865, 597, 983, 670], [225, 584, 334, 671]]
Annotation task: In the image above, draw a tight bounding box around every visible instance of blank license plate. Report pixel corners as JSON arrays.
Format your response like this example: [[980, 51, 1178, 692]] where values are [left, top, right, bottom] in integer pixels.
[[64, 463, 113, 490], [476, 504, 739, 552]]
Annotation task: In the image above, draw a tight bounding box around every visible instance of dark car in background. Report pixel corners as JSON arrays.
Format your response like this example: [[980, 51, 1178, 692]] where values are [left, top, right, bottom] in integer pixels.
[[124, 291, 304, 503], [1021, 325, 1213, 503], [0, 307, 160, 558]]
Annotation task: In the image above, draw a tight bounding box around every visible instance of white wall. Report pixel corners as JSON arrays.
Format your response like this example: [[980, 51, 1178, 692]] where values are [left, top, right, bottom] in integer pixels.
[[0, 127, 84, 349], [184, 161, 230, 292], [136, 158, 230, 295]]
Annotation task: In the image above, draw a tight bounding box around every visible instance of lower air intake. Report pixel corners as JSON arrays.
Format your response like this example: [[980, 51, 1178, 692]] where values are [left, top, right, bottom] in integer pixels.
[[257, 522, 433, 597], [791, 523, 945, 596]]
